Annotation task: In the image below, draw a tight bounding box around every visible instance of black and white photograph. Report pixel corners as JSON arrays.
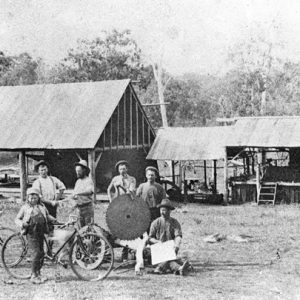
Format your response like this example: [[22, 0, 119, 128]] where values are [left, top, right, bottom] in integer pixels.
[[1, 0, 300, 299]]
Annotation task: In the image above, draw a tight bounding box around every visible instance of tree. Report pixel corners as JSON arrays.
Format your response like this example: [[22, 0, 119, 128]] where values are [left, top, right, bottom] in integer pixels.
[[151, 59, 170, 127], [0, 52, 39, 86], [228, 23, 283, 115], [141, 75, 217, 128], [47, 30, 153, 91]]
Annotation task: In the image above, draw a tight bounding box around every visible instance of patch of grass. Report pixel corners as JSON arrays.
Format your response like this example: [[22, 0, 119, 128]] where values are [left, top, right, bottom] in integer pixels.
[[2, 202, 300, 299]]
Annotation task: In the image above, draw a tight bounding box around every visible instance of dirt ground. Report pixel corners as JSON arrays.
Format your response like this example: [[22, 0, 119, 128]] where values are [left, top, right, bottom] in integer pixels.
[[1, 201, 300, 300]]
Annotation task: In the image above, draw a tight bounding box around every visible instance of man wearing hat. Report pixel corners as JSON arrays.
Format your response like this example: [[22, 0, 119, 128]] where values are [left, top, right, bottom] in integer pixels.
[[72, 160, 94, 227], [32, 160, 66, 219], [148, 199, 189, 276], [136, 166, 166, 222], [107, 160, 136, 202]]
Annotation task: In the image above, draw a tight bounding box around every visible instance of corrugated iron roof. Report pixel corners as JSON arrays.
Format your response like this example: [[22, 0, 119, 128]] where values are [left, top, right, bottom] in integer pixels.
[[227, 116, 300, 148], [0, 79, 130, 149], [146, 126, 231, 161]]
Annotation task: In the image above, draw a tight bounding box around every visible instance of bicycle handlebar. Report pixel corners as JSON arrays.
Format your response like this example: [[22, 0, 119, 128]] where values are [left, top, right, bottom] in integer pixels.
[[54, 214, 78, 228]]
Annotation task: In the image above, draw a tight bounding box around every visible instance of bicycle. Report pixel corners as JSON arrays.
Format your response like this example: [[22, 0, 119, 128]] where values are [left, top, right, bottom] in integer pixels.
[[0, 226, 16, 247], [1, 215, 114, 281]]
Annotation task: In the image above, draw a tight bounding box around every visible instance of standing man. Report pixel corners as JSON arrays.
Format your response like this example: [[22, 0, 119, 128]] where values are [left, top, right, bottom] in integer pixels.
[[32, 160, 66, 219], [149, 199, 189, 276], [107, 160, 136, 262], [72, 160, 94, 228], [107, 160, 136, 202], [136, 166, 166, 222]]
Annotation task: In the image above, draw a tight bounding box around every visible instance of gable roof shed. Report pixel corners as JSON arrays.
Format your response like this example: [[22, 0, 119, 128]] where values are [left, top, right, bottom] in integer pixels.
[[0, 79, 156, 200], [147, 126, 231, 161], [0, 79, 155, 150], [226, 116, 300, 148]]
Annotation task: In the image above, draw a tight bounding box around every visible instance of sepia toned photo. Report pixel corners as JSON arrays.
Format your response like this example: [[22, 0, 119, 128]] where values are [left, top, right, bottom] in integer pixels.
[[0, 0, 300, 299]]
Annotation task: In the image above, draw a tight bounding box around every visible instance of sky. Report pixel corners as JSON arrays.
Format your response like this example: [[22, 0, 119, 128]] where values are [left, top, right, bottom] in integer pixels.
[[1, 0, 300, 75]]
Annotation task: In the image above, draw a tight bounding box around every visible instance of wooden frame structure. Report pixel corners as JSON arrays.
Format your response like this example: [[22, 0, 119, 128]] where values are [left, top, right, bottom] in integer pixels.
[[0, 80, 156, 201], [225, 117, 300, 204], [97, 86, 155, 152]]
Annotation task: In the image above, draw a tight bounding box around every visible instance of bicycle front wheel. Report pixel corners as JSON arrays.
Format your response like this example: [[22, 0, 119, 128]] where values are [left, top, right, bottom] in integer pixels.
[[69, 232, 114, 281], [0, 227, 15, 248], [1, 233, 30, 279]]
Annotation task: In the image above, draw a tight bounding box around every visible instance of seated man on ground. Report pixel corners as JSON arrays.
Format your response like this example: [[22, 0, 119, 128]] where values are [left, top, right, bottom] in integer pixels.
[[148, 199, 190, 276]]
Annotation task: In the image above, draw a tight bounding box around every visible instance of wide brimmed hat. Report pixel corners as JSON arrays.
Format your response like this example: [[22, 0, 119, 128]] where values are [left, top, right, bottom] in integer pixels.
[[74, 159, 90, 171], [34, 160, 50, 172], [26, 187, 41, 197], [157, 199, 175, 210], [145, 166, 159, 173], [115, 160, 129, 171]]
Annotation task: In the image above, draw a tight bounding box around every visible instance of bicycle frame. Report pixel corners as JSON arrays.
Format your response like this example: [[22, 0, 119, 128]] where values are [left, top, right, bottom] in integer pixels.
[[43, 229, 77, 261], [44, 223, 100, 263]]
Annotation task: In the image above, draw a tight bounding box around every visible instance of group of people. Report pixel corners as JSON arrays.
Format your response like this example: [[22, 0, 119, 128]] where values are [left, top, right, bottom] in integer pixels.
[[15, 159, 189, 284], [107, 160, 166, 221], [15, 159, 94, 284], [107, 160, 190, 276]]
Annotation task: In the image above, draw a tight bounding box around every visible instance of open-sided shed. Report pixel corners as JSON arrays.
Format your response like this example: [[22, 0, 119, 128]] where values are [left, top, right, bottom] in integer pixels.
[[147, 126, 231, 202], [0, 79, 156, 200], [226, 116, 300, 204]]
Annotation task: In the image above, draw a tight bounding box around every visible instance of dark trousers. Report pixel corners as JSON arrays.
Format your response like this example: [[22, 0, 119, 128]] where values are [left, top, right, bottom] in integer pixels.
[[27, 233, 44, 276], [44, 203, 56, 253], [156, 260, 181, 273], [44, 203, 57, 218], [78, 203, 94, 228]]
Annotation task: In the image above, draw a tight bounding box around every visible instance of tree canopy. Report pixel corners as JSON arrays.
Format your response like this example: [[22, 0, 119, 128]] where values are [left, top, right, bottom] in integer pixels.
[[1, 29, 300, 128]]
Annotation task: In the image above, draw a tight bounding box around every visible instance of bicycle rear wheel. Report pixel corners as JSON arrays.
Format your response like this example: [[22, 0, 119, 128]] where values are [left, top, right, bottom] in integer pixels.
[[1, 233, 30, 279], [69, 232, 114, 281]]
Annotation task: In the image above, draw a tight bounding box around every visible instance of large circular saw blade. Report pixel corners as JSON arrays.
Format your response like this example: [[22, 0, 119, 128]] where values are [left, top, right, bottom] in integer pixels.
[[106, 194, 150, 240]]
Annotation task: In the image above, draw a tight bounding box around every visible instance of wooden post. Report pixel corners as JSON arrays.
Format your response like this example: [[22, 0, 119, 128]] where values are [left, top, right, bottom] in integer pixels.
[[95, 151, 103, 169], [136, 102, 139, 147], [88, 150, 96, 202], [213, 160, 217, 194], [148, 126, 151, 146], [142, 115, 145, 146], [246, 156, 250, 175], [183, 165, 188, 203], [256, 161, 260, 203], [178, 161, 182, 191], [110, 119, 112, 150], [211, 160, 214, 185], [184, 178, 188, 203], [261, 149, 266, 177], [204, 160, 207, 187], [172, 161, 175, 184], [224, 148, 228, 204], [19, 151, 27, 202], [117, 105, 120, 149], [130, 89, 133, 148], [124, 94, 126, 147]]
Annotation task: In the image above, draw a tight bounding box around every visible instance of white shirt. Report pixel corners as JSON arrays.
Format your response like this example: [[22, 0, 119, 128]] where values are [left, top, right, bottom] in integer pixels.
[[110, 174, 136, 198], [74, 176, 94, 205], [32, 176, 66, 202]]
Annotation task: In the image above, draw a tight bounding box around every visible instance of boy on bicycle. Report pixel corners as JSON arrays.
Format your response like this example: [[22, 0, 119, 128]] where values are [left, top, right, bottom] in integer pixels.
[[15, 188, 56, 284]]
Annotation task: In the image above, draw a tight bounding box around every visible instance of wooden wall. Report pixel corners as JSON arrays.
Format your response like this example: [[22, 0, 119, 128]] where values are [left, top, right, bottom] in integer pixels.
[[45, 149, 157, 192], [231, 183, 300, 204], [96, 85, 155, 151]]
